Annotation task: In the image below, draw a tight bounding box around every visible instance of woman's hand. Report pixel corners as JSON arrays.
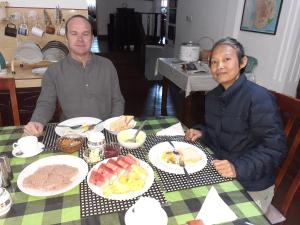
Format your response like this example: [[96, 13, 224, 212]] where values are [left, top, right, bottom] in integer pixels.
[[212, 159, 237, 178], [185, 128, 202, 141], [24, 122, 44, 137]]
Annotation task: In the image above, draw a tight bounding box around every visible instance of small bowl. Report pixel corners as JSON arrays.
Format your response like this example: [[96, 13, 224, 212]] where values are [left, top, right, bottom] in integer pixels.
[[56, 134, 84, 153], [117, 129, 146, 149], [103, 142, 121, 158], [83, 147, 103, 164]]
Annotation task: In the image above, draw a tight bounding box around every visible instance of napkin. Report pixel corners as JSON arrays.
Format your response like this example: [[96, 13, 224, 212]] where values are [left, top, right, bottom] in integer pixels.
[[196, 186, 237, 225], [156, 122, 185, 136]]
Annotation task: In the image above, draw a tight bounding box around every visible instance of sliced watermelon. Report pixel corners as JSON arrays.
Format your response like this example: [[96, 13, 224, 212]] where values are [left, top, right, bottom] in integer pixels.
[[116, 156, 132, 170], [106, 159, 124, 173], [89, 170, 107, 187], [122, 154, 139, 165]]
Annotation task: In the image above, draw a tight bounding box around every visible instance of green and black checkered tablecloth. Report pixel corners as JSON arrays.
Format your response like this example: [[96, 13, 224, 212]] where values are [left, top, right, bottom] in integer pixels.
[[0, 117, 271, 225]]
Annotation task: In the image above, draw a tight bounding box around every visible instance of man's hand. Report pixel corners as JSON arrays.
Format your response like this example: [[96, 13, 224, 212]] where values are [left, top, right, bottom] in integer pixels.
[[24, 122, 44, 137], [212, 159, 237, 178], [185, 128, 202, 141]]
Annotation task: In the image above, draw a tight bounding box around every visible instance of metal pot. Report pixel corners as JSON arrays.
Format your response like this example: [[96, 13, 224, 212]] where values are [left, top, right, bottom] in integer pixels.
[[179, 41, 200, 62]]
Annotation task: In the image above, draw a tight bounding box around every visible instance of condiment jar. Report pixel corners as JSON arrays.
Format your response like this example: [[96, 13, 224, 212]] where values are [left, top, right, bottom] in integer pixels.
[[87, 132, 105, 149], [0, 188, 12, 217]]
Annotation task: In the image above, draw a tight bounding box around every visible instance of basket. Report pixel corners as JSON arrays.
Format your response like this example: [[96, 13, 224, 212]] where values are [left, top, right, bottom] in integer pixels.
[[198, 36, 214, 63]]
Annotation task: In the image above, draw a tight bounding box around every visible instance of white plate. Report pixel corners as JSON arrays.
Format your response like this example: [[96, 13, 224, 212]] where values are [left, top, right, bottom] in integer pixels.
[[87, 158, 154, 200], [55, 117, 103, 137], [103, 116, 137, 135], [148, 141, 207, 174], [17, 155, 88, 197], [12, 142, 44, 158]]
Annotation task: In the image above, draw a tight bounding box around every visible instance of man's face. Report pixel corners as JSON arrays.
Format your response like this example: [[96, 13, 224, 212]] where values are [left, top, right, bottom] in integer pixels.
[[66, 17, 93, 57]]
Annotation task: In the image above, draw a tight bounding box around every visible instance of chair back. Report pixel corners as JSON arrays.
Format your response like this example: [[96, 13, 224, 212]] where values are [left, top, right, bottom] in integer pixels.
[[272, 91, 300, 216], [0, 78, 20, 126]]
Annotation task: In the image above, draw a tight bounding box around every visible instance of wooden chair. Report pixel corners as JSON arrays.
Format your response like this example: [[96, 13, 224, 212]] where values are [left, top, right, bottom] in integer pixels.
[[0, 78, 20, 126], [266, 91, 300, 224]]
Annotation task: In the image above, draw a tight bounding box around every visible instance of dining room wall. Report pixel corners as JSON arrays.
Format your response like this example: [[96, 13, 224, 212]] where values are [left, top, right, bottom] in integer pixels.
[[96, 0, 155, 35], [174, 0, 300, 96]]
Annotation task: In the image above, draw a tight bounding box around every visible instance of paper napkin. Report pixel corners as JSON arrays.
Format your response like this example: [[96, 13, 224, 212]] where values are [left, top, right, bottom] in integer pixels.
[[196, 186, 237, 225], [156, 122, 185, 136]]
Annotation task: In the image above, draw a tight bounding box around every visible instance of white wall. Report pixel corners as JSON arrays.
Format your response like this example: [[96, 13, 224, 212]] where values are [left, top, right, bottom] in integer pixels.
[[96, 0, 154, 35], [7, 0, 87, 9], [237, 0, 300, 96], [174, 0, 300, 96]]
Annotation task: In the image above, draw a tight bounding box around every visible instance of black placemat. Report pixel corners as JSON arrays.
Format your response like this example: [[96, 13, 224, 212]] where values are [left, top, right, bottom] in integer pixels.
[[143, 135, 231, 192], [79, 131, 167, 217], [42, 123, 60, 151]]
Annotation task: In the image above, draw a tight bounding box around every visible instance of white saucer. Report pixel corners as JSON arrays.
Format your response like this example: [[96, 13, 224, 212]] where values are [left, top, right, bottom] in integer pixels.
[[124, 205, 168, 225], [12, 142, 45, 158]]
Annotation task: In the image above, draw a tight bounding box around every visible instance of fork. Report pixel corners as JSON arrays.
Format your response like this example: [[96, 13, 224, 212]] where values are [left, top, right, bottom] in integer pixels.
[[56, 124, 83, 129], [56, 121, 102, 130], [168, 141, 191, 180]]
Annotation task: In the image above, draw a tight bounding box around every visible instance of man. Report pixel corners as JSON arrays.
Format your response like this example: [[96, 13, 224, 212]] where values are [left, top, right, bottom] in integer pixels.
[[24, 15, 125, 136]]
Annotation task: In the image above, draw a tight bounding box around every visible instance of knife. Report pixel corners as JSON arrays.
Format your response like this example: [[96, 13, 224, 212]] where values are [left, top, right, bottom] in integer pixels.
[[168, 141, 191, 180]]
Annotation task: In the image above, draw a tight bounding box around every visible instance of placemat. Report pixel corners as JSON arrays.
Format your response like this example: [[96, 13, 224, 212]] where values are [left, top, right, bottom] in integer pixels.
[[42, 123, 60, 151], [79, 130, 167, 217], [144, 135, 231, 192]]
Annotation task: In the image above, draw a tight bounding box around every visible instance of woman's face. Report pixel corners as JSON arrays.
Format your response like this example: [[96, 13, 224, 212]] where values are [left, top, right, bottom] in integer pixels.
[[210, 44, 247, 89]]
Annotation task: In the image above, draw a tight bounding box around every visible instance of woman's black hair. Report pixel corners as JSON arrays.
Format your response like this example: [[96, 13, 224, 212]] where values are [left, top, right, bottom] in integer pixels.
[[209, 37, 246, 73], [65, 15, 92, 35]]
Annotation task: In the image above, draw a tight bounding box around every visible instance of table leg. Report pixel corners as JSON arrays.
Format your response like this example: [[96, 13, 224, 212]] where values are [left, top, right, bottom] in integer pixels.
[[182, 95, 193, 127], [161, 77, 168, 116]]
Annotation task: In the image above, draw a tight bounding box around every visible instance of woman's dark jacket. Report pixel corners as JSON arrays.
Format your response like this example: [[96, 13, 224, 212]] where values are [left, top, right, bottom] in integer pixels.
[[198, 74, 287, 191]]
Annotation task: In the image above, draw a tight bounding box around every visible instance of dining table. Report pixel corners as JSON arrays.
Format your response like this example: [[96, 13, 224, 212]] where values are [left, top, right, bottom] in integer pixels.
[[155, 58, 218, 127], [0, 116, 271, 225]]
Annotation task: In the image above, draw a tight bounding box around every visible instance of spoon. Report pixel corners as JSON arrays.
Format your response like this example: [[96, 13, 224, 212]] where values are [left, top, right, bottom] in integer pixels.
[[125, 120, 147, 143]]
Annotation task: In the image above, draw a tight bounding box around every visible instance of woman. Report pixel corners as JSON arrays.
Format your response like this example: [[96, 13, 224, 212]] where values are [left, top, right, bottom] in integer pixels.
[[185, 37, 286, 213]]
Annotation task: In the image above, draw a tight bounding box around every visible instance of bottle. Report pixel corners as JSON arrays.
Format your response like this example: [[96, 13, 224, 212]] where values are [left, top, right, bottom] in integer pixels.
[[0, 155, 13, 180], [0, 159, 11, 188]]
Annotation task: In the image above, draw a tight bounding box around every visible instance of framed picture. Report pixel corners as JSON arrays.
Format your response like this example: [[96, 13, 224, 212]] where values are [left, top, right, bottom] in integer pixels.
[[240, 0, 283, 35]]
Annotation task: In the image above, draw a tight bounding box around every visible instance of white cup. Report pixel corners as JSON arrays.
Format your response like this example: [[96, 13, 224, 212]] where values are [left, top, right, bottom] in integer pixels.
[[58, 27, 65, 36], [31, 26, 44, 37], [87, 132, 105, 149], [12, 136, 38, 154]]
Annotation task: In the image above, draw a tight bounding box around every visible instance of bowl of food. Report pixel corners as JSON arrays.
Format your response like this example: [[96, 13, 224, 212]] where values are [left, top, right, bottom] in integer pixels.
[[56, 134, 84, 153], [117, 129, 146, 149]]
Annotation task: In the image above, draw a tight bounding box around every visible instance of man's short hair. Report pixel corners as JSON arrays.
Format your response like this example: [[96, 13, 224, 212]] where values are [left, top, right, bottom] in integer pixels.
[[65, 15, 92, 35]]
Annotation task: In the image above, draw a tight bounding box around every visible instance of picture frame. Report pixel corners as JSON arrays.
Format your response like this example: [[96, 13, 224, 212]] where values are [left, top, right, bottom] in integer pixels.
[[240, 0, 283, 35]]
